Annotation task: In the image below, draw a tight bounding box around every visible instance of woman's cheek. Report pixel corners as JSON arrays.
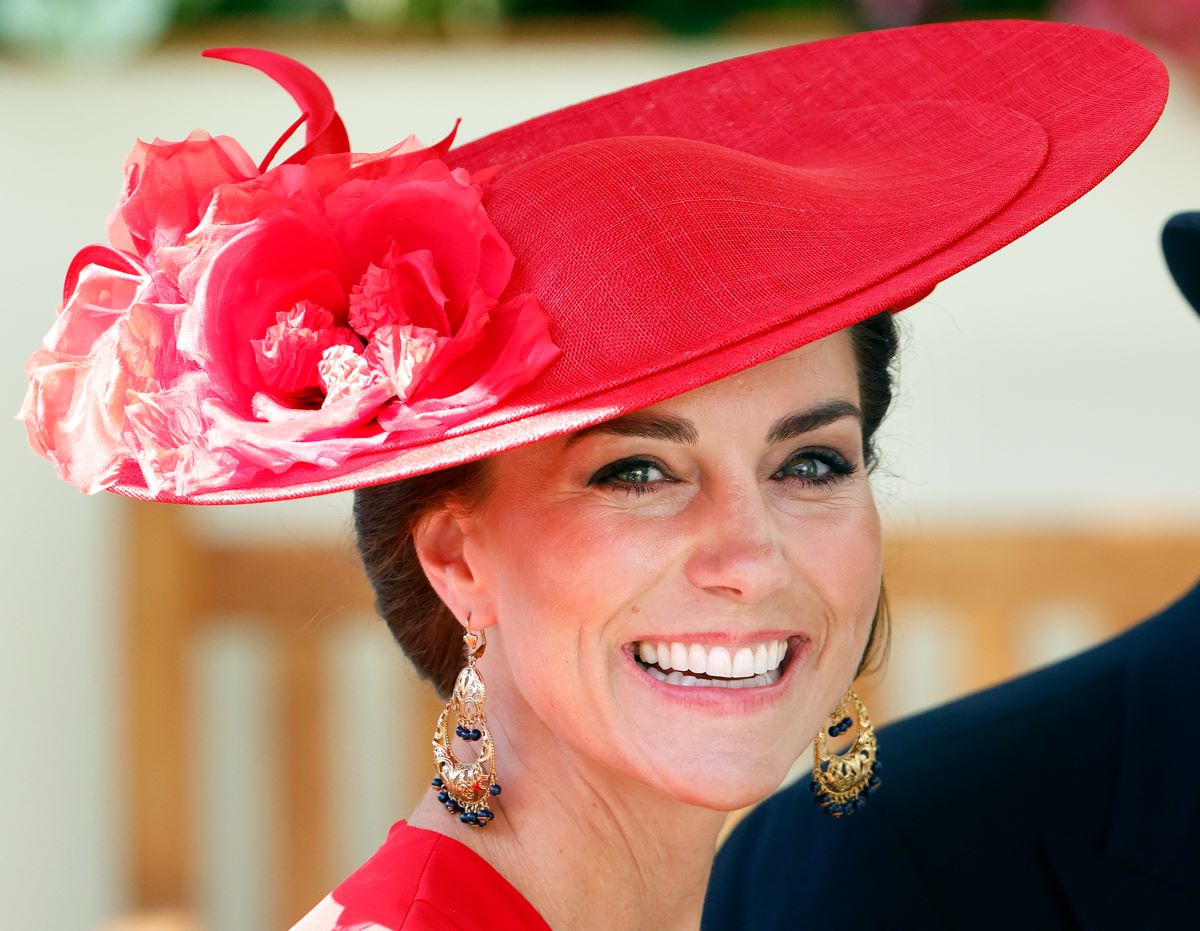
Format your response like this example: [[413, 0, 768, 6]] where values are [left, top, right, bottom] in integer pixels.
[[491, 503, 676, 683], [782, 493, 881, 657]]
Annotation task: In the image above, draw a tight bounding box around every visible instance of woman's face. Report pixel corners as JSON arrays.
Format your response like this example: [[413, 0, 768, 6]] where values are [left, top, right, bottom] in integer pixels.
[[451, 330, 881, 810]]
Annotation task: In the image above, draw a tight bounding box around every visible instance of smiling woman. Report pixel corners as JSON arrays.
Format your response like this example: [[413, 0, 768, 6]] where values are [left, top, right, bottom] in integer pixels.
[[17, 20, 1169, 931], [355, 315, 896, 716], [406, 330, 880, 812], [342, 328, 892, 926]]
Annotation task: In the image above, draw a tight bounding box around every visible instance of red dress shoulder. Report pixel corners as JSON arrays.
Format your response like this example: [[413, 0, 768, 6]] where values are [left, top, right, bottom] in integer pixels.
[[290, 821, 552, 931]]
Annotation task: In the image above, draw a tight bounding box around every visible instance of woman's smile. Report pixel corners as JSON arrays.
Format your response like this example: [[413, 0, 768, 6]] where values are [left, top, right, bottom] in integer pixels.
[[636, 636, 791, 681], [621, 633, 810, 708]]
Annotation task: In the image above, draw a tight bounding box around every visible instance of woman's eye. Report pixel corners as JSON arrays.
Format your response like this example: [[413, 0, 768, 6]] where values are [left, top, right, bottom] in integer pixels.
[[616, 462, 663, 484], [775, 450, 856, 486], [588, 458, 669, 495], [782, 455, 830, 478]]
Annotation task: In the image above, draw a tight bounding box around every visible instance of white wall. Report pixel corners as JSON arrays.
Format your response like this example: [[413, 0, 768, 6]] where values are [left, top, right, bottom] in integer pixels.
[[2, 29, 1198, 930]]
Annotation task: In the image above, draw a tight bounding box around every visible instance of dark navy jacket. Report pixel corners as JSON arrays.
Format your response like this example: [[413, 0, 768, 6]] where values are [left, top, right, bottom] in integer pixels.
[[703, 580, 1200, 931]]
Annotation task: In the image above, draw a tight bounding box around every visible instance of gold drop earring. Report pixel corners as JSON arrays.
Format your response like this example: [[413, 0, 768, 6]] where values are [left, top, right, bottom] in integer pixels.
[[809, 687, 881, 816], [430, 621, 502, 827]]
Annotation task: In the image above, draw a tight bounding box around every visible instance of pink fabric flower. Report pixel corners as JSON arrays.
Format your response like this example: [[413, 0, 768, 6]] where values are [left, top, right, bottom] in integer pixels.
[[19, 251, 182, 493], [364, 324, 444, 400], [19, 48, 559, 498], [349, 246, 450, 338], [107, 130, 259, 264], [253, 300, 359, 398], [123, 374, 249, 498], [318, 344, 380, 406]]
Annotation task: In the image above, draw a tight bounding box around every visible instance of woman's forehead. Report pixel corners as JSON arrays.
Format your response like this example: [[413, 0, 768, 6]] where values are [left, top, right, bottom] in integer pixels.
[[639, 331, 859, 414], [538, 332, 862, 457], [488, 332, 862, 476]]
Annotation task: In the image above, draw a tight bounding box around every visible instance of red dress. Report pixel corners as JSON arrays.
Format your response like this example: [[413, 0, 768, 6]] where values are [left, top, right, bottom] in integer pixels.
[[290, 821, 552, 930]]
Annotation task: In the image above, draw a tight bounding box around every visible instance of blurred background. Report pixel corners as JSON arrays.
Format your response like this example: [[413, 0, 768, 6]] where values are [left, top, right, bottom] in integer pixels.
[[2, 0, 1199, 928]]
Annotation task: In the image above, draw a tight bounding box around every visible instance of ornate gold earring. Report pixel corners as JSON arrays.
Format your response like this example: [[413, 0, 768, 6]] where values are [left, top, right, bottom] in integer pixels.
[[809, 687, 881, 817], [430, 622, 502, 827]]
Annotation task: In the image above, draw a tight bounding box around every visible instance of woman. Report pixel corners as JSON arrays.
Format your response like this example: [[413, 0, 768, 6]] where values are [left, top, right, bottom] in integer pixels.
[[18, 21, 1167, 931], [703, 213, 1200, 930], [703, 214, 1200, 931]]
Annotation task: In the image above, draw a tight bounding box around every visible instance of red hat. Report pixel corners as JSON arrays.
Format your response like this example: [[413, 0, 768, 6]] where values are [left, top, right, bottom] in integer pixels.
[[19, 20, 1167, 505]]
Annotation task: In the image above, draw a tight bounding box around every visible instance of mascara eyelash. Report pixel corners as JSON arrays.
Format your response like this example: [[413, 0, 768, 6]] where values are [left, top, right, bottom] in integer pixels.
[[588, 450, 857, 497], [587, 457, 672, 496], [774, 449, 857, 487]]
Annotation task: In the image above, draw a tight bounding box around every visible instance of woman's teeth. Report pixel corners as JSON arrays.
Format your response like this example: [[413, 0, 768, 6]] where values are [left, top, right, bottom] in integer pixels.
[[635, 639, 788, 688]]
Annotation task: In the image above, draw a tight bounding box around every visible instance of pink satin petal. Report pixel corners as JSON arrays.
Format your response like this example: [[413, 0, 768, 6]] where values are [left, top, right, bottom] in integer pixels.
[[252, 301, 359, 397], [348, 247, 452, 337], [154, 180, 318, 298], [176, 209, 348, 400], [305, 133, 456, 195], [248, 378, 394, 436], [401, 291, 559, 422], [365, 324, 445, 398], [409, 285, 496, 397], [204, 387, 394, 479], [63, 245, 142, 304], [429, 119, 460, 158], [106, 132, 258, 259], [457, 292, 561, 401], [18, 352, 126, 491], [48, 257, 154, 356], [330, 166, 513, 319], [21, 298, 181, 494], [123, 373, 248, 497]]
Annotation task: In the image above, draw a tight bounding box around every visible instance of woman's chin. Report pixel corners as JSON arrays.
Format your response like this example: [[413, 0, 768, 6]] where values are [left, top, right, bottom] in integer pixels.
[[651, 754, 796, 813], [666, 781, 785, 814]]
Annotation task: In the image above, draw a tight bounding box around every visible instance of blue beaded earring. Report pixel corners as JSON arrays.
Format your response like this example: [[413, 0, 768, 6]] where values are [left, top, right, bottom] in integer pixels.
[[809, 688, 881, 817], [431, 621, 503, 827]]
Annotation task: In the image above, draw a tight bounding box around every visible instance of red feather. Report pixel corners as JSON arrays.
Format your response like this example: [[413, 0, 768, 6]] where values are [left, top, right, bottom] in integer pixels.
[[201, 47, 351, 171]]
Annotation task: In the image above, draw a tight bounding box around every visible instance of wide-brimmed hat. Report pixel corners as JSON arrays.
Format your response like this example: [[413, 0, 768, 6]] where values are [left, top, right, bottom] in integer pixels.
[[1163, 212, 1200, 314], [19, 20, 1168, 505]]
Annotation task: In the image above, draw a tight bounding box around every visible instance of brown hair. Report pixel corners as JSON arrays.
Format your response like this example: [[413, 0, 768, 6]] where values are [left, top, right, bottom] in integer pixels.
[[354, 312, 899, 696]]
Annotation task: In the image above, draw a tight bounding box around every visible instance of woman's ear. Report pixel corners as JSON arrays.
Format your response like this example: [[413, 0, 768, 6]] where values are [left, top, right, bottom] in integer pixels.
[[413, 507, 497, 629]]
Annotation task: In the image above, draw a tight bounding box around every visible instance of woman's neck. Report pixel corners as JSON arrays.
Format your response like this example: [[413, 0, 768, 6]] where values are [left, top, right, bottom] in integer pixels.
[[407, 700, 729, 931]]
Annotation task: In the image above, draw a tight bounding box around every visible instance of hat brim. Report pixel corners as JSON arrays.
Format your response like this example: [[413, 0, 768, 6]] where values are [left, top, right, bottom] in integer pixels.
[[1163, 212, 1200, 315], [111, 19, 1168, 504]]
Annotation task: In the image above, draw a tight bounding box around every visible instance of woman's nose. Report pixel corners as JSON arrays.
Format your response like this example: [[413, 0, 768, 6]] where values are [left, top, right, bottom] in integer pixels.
[[683, 486, 790, 603]]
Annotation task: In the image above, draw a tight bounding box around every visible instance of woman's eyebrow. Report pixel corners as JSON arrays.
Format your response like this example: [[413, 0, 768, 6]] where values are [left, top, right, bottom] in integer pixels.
[[766, 399, 862, 443], [566, 413, 699, 446], [565, 399, 861, 447]]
